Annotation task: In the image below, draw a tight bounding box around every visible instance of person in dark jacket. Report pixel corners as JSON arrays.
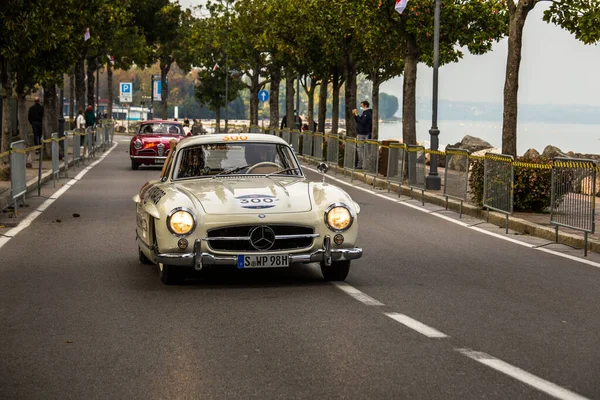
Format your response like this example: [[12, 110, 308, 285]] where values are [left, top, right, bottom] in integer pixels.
[[352, 100, 372, 169], [28, 97, 44, 146], [280, 110, 302, 130], [84, 105, 96, 128]]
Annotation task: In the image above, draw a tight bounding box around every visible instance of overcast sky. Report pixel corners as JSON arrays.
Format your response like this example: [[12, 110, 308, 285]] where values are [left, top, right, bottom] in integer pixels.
[[179, 0, 600, 106]]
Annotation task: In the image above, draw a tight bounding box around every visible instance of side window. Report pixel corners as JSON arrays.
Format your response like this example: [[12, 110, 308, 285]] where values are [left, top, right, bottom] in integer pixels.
[[160, 142, 177, 180]]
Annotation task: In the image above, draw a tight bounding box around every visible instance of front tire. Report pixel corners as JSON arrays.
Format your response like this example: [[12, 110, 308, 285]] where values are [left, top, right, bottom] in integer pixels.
[[139, 247, 152, 265], [321, 260, 350, 281], [159, 263, 185, 285], [131, 159, 139, 170]]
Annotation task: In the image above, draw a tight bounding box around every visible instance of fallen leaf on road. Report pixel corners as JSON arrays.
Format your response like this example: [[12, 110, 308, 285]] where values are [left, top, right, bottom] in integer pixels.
[[66, 340, 73, 344], [73, 213, 80, 218]]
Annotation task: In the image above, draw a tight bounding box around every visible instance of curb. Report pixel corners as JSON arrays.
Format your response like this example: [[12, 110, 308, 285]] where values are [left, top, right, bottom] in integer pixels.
[[299, 156, 600, 255]]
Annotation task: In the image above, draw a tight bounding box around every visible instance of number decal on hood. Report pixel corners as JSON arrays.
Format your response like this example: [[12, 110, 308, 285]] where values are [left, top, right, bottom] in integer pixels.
[[235, 194, 279, 209]]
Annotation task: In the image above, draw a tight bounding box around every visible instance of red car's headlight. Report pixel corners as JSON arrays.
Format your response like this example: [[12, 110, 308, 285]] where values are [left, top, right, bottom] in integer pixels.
[[133, 139, 142, 150]]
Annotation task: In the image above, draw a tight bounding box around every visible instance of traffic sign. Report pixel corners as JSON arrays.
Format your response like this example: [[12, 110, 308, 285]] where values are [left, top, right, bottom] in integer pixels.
[[258, 89, 269, 103], [120, 82, 132, 103], [152, 75, 162, 102]]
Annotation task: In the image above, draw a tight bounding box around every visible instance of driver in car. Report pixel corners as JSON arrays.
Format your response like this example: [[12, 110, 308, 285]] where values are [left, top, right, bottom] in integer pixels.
[[244, 144, 279, 173]]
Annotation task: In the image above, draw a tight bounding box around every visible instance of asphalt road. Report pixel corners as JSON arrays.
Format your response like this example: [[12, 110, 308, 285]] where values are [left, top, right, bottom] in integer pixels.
[[1, 136, 599, 399]]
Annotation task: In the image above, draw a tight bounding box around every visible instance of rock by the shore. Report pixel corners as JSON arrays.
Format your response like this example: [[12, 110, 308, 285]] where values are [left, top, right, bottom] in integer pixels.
[[459, 135, 494, 153], [581, 175, 600, 196], [541, 145, 567, 159], [522, 148, 540, 160]]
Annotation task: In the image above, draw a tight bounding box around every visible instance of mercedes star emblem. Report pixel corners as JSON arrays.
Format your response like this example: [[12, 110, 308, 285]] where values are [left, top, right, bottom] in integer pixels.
[[249, 225, 276, 251]]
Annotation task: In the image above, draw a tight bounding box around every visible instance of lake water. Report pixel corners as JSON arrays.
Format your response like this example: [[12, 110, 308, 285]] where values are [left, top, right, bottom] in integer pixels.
[[377, 120, 600, 156]]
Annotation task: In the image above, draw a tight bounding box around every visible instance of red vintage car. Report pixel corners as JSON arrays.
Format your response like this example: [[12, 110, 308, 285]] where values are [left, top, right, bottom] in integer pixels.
[[130, 120, 190, 170]]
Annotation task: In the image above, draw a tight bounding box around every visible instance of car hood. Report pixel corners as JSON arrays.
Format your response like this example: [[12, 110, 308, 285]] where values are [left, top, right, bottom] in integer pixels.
[[172, 177, 312, 215], [134, 134, 183, 143]]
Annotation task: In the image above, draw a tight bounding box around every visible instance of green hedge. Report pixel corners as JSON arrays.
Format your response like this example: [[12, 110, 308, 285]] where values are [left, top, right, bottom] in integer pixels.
[[469, 156, 554, 212]]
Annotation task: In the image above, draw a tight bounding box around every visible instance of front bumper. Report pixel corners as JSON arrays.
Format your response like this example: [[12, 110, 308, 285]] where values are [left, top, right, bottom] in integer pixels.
[[141, 235, 362, 271]]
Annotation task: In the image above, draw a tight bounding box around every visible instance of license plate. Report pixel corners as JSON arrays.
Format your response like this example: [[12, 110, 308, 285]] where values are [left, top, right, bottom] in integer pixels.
[[237, 254, 289, 269], [155, 159, 165, 164]]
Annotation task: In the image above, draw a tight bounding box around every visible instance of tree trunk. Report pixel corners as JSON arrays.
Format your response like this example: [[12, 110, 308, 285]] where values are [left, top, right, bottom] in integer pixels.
[[285, 69, 294, 130], [249, 69, 260, 126], [69, 73, 74, 128], [269, 67, 281, 129], [107, 63, 113, 119], [372, 75, 381, 140], [17, 94, 29, 144], [306, 79, 317, 132], [1, 60, 14, 155], [160, 61, 171, 119], [317, 73, 328, 133], [215, 108, 221, 133], [75, 56, 86, 115], [402, 34, 419, 146], [42, 83, 58, 159], [331, 70, 341, 136], [344, 53, 357, 138], [86, 58, 96, 108], [502, 0, 535, 157]]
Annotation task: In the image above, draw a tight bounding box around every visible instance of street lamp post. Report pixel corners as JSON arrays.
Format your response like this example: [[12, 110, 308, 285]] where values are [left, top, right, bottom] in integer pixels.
[[425, 0, 441, 190]]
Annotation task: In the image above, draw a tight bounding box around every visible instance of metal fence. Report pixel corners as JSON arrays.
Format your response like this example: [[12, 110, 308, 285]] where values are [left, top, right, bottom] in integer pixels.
[[73, 129, 82, 166], [282, 128, 291, 145], [407, 145, 426, 205], [326, 135, 340, 173], [343, 139, 357, 181], [10, 140, 27, 215], [302, 132, 313, 157], [363, 140, 379, 186], [249, 125, 262, 133], [291, 130, 300, 153], [386, 144, 406, 196], [63, 131, 69, 178], [483, 153, 514, 233], [551, 157, 596, 256], [313, 134, 324, 161], [51, 133, 60, 186], [443, 148, 470, 217], [86, 127, 94, 160]]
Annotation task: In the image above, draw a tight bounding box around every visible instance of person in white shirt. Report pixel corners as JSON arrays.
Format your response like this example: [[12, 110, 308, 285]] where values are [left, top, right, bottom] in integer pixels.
[[76, 110, 86, 146]]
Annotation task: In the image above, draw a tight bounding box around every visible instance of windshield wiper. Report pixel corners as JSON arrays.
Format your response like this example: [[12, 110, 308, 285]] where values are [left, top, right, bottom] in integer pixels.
[[212, 164, 250, 178], [266, 167, 302, 177]]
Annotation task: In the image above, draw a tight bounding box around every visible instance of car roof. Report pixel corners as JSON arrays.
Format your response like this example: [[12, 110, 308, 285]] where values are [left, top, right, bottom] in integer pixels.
[[178, 133, 288, 148], [140, 120, 182, 125]]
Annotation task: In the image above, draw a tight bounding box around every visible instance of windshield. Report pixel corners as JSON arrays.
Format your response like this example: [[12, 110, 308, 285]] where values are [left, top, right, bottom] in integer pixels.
[[138, 123, 184, 136], [172, 142, 302, 180]]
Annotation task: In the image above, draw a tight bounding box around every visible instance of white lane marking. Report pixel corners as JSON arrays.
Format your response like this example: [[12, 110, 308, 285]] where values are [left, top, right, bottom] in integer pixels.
[[0, 143, 118, 252], [333, 282, 384, 306], [457, 348, 590, 400], [384, 312, 449, 338], [303, 165, 600, 270]]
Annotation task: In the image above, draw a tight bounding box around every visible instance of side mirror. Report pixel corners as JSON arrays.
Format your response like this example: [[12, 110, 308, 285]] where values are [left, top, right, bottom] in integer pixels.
[[317, 162, 329, 175]]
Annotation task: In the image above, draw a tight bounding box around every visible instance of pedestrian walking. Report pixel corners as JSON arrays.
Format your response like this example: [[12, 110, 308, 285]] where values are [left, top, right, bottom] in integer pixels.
[[28, 96, 44, 148], [352, 100, 373, 169], [84, 105, 96, 129]]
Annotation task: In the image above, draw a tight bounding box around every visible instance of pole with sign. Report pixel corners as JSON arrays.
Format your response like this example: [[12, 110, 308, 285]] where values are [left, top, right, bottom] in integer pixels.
[[258, 90, 269, 130], [120, 82, 132, 103]]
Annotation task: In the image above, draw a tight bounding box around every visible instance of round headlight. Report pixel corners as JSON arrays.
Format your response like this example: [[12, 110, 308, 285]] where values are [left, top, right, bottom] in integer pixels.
[[134, 139, 142, 150], [325, 204, 353, 232], [168, 209, 195, 236]]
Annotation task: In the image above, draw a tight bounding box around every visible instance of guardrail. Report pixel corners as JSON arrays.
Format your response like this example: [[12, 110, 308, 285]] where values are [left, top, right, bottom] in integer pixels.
[[2, 124, 114, 216], [444, 148, 470, 217], [483, 153, 514, 233], [551, 158, 596, 256], [407, 145, 426, 205]]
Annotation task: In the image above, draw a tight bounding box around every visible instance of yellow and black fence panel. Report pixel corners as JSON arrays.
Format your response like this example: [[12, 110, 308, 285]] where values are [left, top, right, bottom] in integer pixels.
[[301, 131, 314, 158], [483, 152, 514, 232], [362, 140, 380, 186], [386, 143, 407, 195], [290, 130, 301, 153], [312, 133, 325, 161], [443, 148, 471, 217], [406, 144, 427, 205], [325, 134, 341, 171], [550, 157, 597, 256], [343, 137, 358, 181]]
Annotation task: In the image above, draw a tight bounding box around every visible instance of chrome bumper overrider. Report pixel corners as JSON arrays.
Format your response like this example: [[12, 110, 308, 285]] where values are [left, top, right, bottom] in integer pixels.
[[139, 235, 362, 271]]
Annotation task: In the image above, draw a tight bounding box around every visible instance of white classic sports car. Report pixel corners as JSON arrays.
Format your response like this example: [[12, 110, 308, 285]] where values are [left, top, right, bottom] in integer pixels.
[[133, 133, 362, 284]]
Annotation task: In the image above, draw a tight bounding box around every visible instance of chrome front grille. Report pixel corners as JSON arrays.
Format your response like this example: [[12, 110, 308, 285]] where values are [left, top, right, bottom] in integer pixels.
[[205, 225, 317, 252], [157, 143, 165, 156]]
